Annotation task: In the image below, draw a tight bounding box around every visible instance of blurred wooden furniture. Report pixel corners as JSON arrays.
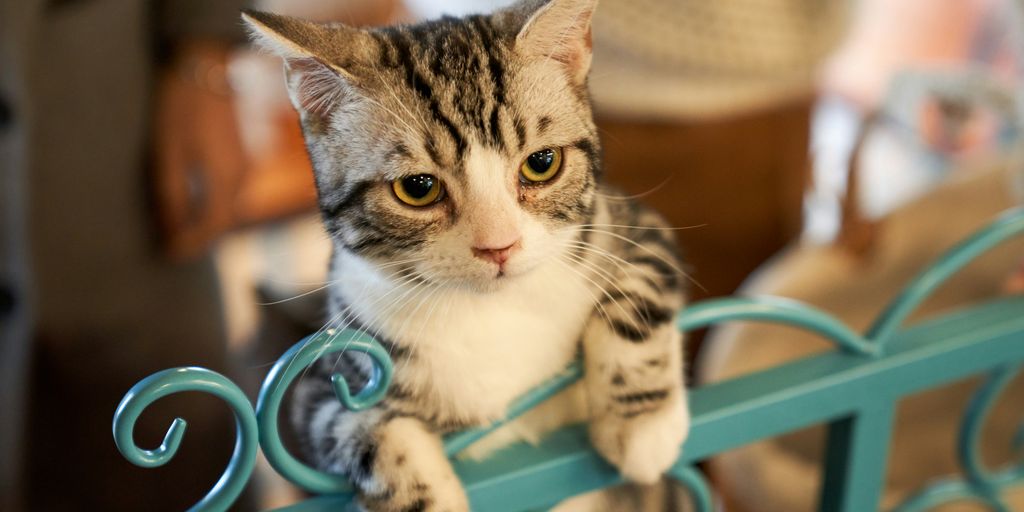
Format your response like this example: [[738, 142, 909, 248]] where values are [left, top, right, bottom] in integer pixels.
[[598, 98, 812, 302], [153, 41, 318, 262], [152, 1, 410, 262]]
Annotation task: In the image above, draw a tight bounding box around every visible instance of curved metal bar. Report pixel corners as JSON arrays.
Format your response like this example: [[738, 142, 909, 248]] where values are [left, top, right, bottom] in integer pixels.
[[958, 365, 1022, 492], [676, 296, 878, 357], [893, 479, 1010, 512], [894, 365, 1024, 512], [112, 367, 258, 512], [868, 207, 1024, 349], [444, 361, 583, 456], [256, 329, 393, 494], [668, 463, 715, 512]]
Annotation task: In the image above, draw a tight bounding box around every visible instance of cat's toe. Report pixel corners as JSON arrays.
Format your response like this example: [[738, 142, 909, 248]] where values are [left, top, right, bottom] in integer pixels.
[[359, 478, 468, 512], [590, 394, 689, 485], [619, 410, 686, 484]]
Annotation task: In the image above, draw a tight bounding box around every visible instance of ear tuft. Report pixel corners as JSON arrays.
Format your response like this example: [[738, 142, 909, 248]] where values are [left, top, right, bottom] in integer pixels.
[[241, 9, 318, 59], [241, 10, 362, 119], [288, 58, 347, 118], [514, 0, 597, 84]]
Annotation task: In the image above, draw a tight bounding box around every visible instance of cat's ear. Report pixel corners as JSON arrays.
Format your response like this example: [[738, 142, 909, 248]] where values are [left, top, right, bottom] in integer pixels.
[[241, 10, 374, 118], [512, 0, 597, 85]]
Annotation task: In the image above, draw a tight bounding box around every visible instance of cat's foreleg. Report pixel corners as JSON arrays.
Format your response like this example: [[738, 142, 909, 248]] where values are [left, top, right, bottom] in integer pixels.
[[581, 257, 689, 484], [308, 406, 468, 512]]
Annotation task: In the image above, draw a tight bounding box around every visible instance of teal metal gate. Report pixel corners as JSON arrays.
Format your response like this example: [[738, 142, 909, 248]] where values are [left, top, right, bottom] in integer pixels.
[[113, 207, 1024, 511]]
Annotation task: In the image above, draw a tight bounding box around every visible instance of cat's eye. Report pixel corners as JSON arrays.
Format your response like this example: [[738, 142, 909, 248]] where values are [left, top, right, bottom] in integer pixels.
[[392, 174, 443, 207], [520, 147, 563, 183]]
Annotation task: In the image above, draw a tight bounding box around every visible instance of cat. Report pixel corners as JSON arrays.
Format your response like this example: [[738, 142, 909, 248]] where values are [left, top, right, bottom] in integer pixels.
[[243, 0, 690, 510]]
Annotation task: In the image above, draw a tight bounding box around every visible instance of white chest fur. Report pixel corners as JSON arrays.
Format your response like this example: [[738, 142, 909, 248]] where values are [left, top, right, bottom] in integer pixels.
[[335, 254, 596, 425]]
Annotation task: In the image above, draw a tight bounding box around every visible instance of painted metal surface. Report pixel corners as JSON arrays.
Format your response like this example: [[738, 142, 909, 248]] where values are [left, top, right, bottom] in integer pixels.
[[112, 367, 258, 512], [112, 207, 1024, 511]]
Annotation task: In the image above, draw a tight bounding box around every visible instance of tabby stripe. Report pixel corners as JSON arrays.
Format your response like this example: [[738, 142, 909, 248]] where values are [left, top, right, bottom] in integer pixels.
[[488, 106, 504, 149], [378, 337, 415, 360], [390, 31, 467, 156], [608, 318, 649, 341], [599, 291, 672, 326], [538, 116, 553, 135], [471, 17, 505, 104], [390, 143, 412, 160], [355, 440, 378, 483], [513, 115, 527, 151], [424, 134, 443, 166], [400, 498, 430, 512], [387, 381, 416, 400], [573, 137, 601, 178], [301, 384, 336, 439], [631, 255, 680, 288], [321, 180, 373, 219], [472, 16, 508, 149], [347, 234, 388, 253], [613, 388, 670, 404]]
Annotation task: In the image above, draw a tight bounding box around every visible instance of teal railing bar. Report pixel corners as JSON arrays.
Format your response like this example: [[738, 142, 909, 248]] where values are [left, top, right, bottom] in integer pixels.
[[667, 464, 715, 512], [818, 401, 896, 512], [677, 296, 878, 356], [684, 296, 1024, 461], [868, 206, 1024, 348], [894, 473, 1021, 512], [894, 364, 1024, 512], [959, 365, 1021, 493], [112, 208, 1024, 512], [285, 296, 1024, 511], [255, 328, 393, 496], [113, 367, 258, 512]]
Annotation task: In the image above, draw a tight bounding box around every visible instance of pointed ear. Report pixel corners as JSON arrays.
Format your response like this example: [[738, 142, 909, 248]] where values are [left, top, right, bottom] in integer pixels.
[[241, 10, 374, 118], [513, 0, 597, 85]]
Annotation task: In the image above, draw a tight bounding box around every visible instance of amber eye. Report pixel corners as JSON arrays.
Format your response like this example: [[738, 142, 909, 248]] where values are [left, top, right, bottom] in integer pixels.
[[392, 174, 442, 206], [520, 147, 563, 183]]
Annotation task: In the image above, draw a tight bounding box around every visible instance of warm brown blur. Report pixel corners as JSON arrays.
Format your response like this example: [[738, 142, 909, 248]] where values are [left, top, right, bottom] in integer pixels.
[[4, 1, 1021, 511]]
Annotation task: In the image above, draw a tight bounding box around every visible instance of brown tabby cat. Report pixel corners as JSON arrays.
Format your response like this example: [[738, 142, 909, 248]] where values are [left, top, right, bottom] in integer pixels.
[[244, 1, 689, 510]]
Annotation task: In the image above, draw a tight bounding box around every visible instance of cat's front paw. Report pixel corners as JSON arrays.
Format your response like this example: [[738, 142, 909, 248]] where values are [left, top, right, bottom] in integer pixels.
[[589, 392, 689, 485], [353, 417, 470, 512], [358, 477, 468, 512]]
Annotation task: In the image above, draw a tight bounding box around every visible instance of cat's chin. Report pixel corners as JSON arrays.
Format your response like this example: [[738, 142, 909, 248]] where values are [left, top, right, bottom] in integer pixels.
[[446, 267, 531, 294], [453, 274, 515, 294]]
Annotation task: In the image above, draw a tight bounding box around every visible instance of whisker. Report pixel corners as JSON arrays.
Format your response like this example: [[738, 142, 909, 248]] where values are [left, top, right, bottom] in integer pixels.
[[594, 174, 675, 201], [574, 223, 708, 232], [292, 267, 421, 384], [388, 269, 448, 378], [562, 240, 660, 286], [560, 250, 647, 330], [569, 228, 708, 293], [572, 237, 707, 294], [552, 257, 613, 325], [256, 283, 334, 306], [325, 268, 430, 375], [254, 257, 425, 298]]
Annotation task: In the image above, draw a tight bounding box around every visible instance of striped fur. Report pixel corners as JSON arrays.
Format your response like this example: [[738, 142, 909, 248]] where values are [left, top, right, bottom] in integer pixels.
[[245, 1, 689, 510]]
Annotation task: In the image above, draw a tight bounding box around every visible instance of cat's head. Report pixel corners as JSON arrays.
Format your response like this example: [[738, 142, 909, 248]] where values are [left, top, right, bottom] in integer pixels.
[[244, 0, 600, 292]]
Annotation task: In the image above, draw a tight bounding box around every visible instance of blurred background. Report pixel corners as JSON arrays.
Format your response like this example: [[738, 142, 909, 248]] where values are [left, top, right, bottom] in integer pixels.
[[2, 0, 1023, 510]]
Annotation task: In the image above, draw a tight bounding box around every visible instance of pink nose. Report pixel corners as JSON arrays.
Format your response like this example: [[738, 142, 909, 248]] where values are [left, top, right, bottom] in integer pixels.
[[472, 240, 520, 266]]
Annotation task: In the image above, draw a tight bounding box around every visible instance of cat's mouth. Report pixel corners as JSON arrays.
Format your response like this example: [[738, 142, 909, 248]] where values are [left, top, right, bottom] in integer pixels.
[[462, 259, 532, 292]]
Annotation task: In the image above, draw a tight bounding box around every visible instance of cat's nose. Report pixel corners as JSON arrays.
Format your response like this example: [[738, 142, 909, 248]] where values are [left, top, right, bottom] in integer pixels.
[[472, 240, 521, 266]]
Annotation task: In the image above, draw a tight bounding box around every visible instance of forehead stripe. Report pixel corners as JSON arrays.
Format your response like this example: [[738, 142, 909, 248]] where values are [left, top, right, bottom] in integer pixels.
[[389, 30, 468, 157], [321, 180, 374, 219]]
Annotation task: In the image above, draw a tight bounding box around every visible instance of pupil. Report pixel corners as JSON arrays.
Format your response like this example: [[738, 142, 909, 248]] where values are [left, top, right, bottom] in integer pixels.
[[403, 175, 434, 199], [528, 149, 555, 173]]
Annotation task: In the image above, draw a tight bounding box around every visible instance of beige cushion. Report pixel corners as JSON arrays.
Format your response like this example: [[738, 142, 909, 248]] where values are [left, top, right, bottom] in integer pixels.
[[696, 164, 1024, 511]]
